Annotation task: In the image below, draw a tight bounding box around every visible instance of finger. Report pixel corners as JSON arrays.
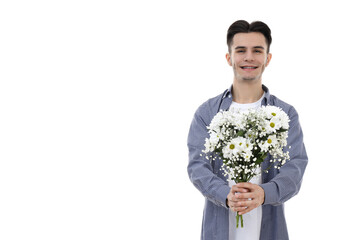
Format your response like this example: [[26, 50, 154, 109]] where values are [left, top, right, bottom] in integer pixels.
[[238, 204, 257, 215], [231, 198, 252, 205], [237, 199, 262, 215], [232, 198, 252, 208], [229, 194, 242, 203], [237, 204, 254, 215], [236, 182, 255, 189], [233, 199, 254, 213], [237, 188, 250, 193], [228, 197, 249, 210], [234, 191, 252, 201], [230, 200, 250, 211], [234, 192, 255, 200], [229, 197, 249, 204], [233, 206, 247, 212], [231, 185, 244, 193], [231, 186, 249, 194]]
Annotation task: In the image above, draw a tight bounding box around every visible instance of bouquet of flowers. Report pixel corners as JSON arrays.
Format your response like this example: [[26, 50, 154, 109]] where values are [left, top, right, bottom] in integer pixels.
[[201, 105, 291, 228]]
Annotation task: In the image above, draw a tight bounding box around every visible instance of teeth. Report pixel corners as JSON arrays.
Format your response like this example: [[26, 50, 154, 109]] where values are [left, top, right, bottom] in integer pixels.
[[242, 67, 256, 69]]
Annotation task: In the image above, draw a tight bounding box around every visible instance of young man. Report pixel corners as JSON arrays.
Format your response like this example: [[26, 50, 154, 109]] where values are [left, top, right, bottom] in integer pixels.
[[187, 20, 308, 240]]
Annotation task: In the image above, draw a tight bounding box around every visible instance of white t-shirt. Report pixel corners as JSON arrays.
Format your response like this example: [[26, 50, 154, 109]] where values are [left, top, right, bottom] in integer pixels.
[[228, 93, 264, 240]]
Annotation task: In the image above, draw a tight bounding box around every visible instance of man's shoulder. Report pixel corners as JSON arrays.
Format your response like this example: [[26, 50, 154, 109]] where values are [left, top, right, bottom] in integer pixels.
[[199, 90, 226, 108], [270, 94, 297, 116], [194, 89, 228, 122]]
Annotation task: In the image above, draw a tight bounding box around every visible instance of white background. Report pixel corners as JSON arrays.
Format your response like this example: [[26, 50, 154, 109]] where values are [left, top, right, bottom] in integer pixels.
[[1, 0, 359, 239]]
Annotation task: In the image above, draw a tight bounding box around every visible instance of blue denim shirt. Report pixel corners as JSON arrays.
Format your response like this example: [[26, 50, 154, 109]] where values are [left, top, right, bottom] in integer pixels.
[[187, 85, 308, 240]]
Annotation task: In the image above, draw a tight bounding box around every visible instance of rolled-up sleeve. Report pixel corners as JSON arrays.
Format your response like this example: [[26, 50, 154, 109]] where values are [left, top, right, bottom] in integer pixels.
[[260, 106, 308, 206], [187, 103, 230, 208]]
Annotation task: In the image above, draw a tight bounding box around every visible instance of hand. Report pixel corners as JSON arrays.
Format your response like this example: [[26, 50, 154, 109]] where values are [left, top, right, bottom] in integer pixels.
[[227, 185, 248, 213], [227, 182, 265, 215]]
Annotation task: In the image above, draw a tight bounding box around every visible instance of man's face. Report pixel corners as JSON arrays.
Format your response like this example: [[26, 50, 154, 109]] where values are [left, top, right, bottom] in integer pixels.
[[226, 32, 272, 82]]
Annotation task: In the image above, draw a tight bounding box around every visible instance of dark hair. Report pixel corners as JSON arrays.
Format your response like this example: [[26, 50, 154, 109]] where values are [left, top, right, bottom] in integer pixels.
[[227, 20, 272, 53]]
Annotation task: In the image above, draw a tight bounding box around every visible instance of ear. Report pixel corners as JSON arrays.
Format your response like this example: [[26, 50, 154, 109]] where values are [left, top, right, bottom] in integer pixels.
[[225, 52, 232, 66], [265, 53, 272, 67]]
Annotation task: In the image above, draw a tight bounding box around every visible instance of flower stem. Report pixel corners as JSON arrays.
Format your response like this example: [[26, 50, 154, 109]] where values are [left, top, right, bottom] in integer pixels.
[[236, 213, 244, 228]]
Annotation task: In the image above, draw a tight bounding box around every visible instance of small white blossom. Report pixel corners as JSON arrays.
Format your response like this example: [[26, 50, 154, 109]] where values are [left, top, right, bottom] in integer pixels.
[[202, 106, 290, 186]]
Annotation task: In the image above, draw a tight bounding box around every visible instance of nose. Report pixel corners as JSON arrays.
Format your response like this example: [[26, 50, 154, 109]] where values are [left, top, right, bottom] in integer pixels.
[[244, 52, 254, 62]]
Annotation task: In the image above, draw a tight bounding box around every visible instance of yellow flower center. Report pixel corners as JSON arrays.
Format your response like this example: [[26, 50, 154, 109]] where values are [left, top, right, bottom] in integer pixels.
[[270, 122, 275, 128], [229, 144, 235, 150], [272, 112, 276, 116], [267, 139, 272, 144]]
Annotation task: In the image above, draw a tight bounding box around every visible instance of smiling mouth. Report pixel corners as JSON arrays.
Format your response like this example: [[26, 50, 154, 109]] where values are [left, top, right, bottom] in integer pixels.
[[240, 66, 258, 69]]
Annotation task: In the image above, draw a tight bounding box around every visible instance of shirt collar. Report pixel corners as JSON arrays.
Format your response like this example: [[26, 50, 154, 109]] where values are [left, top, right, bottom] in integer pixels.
[[222, 84, 271, 104]]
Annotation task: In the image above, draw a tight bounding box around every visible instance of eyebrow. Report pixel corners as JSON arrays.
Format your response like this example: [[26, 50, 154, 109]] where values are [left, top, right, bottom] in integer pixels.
[[235, 46, 265, 50]]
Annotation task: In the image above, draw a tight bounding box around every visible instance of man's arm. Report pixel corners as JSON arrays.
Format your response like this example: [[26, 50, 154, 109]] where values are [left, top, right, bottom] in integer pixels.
[[187, 103, 230, 208]]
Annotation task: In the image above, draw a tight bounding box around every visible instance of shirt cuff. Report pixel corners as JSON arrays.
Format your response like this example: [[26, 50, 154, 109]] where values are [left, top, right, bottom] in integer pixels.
[[260, 182, 278, 205], [216, 184, 231, 209]]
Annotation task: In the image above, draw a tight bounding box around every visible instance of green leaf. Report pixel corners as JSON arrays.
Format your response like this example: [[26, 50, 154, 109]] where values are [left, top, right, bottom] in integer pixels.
[[237, 130, 245, 137]]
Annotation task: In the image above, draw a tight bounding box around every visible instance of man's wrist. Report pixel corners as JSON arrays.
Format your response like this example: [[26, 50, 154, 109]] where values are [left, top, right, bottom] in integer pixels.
[[259, 185, 265, 205]]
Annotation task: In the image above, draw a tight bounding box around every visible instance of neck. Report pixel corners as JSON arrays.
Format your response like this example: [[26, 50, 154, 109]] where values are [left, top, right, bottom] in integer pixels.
[[232, 79, 264, 104]]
